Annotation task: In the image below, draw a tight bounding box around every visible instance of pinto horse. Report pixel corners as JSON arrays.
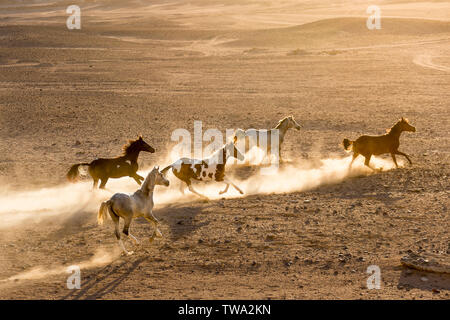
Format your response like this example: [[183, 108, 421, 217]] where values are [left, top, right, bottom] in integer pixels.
[[161, 142, 245, 201], [343, 118, 416, 171], [233, 115, 301, 162], [98, 166, 169, 255], [67, 136, 155, 189]]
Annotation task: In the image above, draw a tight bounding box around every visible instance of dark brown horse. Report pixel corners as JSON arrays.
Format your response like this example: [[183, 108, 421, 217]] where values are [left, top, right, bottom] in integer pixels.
[[343, 118, 416, 171], [67, 136, 155, 189]]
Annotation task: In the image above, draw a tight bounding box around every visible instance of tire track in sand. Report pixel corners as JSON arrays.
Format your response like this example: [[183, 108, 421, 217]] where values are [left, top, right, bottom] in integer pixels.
[[413, 54, 450, 72]]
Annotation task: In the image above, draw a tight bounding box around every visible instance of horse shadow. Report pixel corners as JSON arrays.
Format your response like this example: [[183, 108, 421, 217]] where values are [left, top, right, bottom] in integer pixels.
[[149, 203, 211, 241], [62, 256, 148, 300], [45, 207, 97, 240], [26, 193, 97, 242], [397, 267, 450, 292], [311, 172, 404, 207]]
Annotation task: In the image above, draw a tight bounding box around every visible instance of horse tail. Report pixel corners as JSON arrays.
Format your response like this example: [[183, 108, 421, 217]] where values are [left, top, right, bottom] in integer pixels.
[[342, 138, 353, 152], [98, 200, 111, 225], [66, 163, 90, 182], [161, 164, 172, 175]]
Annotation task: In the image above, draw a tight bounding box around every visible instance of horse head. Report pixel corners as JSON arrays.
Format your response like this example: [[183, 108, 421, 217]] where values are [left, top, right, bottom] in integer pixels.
[[399, 117, 416, 132], [154, 166, 170, 187], [124, 136, 155, 156], [287, 115, 301, 131], [277, 115, 301, 131], [141, 166, 169, 194]]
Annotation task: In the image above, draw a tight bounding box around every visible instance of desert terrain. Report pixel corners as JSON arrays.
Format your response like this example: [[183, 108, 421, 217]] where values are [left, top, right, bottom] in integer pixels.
[[0, 0, 449, 299]]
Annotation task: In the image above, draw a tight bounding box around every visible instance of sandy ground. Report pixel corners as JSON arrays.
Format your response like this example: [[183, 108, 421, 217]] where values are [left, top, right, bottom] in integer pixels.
[[0, 0, 449, 299]]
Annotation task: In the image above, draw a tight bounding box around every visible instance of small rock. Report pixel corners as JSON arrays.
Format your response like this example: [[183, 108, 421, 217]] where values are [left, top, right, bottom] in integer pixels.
[[285, 260, 293, 267], [432, 288, 440, 294]]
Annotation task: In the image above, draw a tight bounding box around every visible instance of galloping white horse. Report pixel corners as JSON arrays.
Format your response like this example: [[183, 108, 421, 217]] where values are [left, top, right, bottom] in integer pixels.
[[98, 166, 169, 255], [233, 115, 301, 162]]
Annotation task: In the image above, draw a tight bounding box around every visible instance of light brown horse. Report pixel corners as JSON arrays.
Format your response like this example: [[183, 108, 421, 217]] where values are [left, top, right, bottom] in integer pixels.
[[343, 118, 416, 171]]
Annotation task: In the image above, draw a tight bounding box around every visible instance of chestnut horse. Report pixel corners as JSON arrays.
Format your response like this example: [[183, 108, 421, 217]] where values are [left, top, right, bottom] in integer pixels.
[[67, 136, 155, 189], [343, 118, 416, 171]]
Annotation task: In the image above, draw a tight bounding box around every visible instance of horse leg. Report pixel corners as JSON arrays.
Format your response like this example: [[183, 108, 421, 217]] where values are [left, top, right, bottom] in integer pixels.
[[99, 177, 109, 189], [110, 211, 132, 256], [278, 145, 284, 164], [349, 153, 359, 171], [144, 212, 162, 243], [390, 153, 399, 168], [187, 182, 209, 201], [395, 151, 412, 165], [224, 177, 244, 195], [123, 216, 139, 248], [219, 183, 230, 195], [131, 173, 144, 185], [92, 178, 99, 189], [179, 182, 185, 195], [364, 155, 379, 172]]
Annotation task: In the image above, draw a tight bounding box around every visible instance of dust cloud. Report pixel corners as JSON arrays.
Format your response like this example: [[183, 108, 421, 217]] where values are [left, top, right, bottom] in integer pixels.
[[1, 248, 121, 282], [0, 149, 401, 229]]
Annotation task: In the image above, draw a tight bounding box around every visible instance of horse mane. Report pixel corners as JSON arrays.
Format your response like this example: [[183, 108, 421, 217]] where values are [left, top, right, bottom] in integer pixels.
[[122, 137, 142, 155], [210, 143, 227, 157], [206, 142, 231, 162], [275, 117, 289, 129], [140, 167, 158, 194], [386, 118, 408, 134]]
